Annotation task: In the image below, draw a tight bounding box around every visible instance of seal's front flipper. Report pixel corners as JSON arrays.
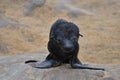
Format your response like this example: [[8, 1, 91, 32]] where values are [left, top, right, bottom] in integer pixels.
[[32, 59, 61, 69], [71, 63, 104, 71]]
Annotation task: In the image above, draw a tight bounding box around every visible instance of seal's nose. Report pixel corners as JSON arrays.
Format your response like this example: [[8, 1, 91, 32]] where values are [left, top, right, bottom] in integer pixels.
[[63, 40, 74, 52], [64, 45, 73, 51]]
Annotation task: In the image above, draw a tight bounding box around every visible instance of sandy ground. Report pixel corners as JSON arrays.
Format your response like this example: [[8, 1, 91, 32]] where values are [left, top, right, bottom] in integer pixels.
[[0, 0, 120, 64]]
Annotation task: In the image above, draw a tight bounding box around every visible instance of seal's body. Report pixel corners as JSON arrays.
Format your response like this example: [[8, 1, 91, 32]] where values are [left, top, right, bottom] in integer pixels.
[[25, 19, 104, 71]]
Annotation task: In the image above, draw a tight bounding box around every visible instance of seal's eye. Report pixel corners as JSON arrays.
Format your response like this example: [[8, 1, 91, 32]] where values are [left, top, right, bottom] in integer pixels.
[[71, 37, 77, 42], [56, 37, 62, 43]]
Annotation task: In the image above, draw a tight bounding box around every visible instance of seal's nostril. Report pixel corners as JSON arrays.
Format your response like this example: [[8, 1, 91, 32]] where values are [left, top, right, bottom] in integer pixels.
[[64, 46, 74, 51]]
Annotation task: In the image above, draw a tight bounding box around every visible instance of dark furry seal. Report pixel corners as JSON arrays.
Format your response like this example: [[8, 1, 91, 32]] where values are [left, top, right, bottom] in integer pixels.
[[25, 19, 104, 71]]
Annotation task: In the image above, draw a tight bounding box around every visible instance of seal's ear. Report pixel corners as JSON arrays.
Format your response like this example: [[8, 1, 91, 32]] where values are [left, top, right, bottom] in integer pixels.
[[50, 35, 54, 39], [79, 33, 83, 37], [50, 32, 55, 39]]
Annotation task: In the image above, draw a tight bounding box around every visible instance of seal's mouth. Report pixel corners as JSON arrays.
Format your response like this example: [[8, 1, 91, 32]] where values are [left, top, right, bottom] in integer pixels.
[[60, 46, 74, 53]]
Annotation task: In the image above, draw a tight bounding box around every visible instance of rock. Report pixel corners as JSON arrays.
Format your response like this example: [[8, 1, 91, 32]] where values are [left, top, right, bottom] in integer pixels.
[[0, 16, 30, 28], [0, 17, 9, 28], [24, 0, 46, 16], [55, 0, 97, 18], [67, 7, 97, 18], [0, 42, 9, 54], [0, 53, 119, 80], [103, 77, 115, 80]]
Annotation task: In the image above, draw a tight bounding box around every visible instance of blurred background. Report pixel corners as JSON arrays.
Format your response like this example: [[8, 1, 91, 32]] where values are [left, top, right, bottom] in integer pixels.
[[0, 0, 119, 64]]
